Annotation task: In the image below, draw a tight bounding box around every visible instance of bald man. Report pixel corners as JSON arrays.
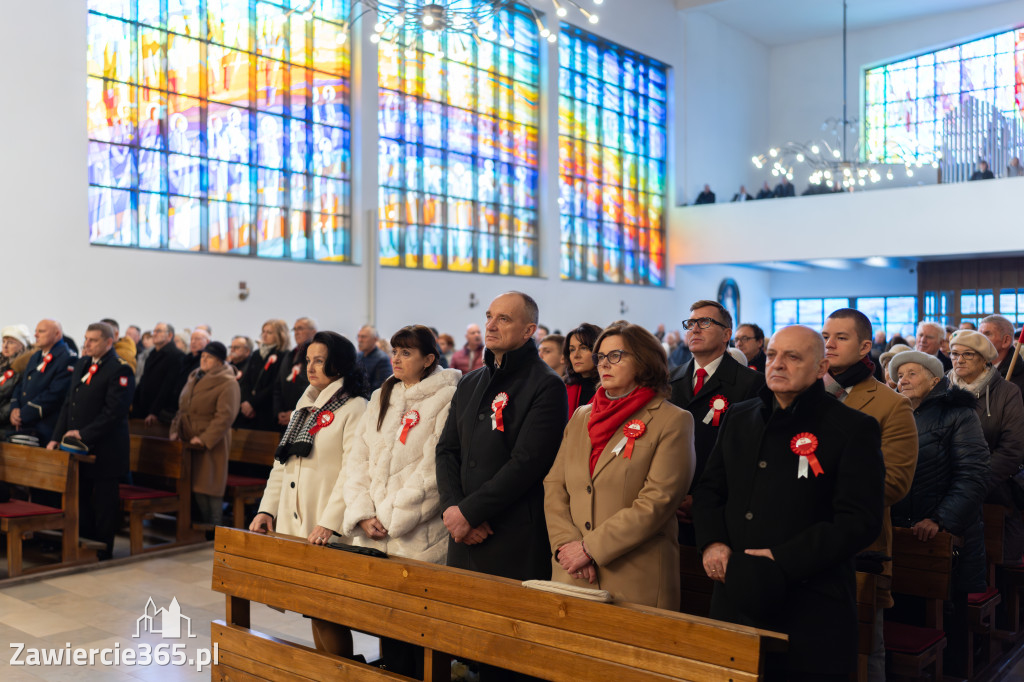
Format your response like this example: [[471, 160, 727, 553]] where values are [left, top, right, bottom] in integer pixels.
[[9, 319, 76, 444], [693, 325, 884, 681]]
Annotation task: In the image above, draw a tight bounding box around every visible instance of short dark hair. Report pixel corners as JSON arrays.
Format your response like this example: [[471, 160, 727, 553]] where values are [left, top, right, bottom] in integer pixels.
[[504, 291, 539, 325], [737, 323, 764, 342], [100, 318, 120, 334], [541, 333, 564, 348], [377, 325, 441, 430], [563, 323, 603, 386], [127, 325, 141, 334], [310, 331, 366, 399], [595, 322, 670, 397], [87, 322, 115, 341], [690, 299, 732, 329], [827, 308, 872, 343]]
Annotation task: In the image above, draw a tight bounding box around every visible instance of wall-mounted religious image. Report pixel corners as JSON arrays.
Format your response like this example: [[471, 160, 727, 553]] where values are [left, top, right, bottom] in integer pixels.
[[717, 278, 740, 327]]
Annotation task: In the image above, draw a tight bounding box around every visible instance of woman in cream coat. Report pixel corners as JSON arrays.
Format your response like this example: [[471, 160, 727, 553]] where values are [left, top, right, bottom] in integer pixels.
[[544, 322, 695, 609]]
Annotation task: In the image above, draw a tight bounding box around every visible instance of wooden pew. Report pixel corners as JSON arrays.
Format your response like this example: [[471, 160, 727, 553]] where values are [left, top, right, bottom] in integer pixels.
[[212, 528, 788, 681], [120, 435, 202, 554], [679, 544, 714, 617], [129, 418, 172, 439], [0, 442, 95, 577], [223, 428, 279, 528], [884, 528, 954, 681], [983, 503, 1024, 640]]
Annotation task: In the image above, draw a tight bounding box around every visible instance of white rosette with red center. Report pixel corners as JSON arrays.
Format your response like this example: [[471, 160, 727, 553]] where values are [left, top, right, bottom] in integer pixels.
[[83, 363, 99, 385], [703, 394, 730, 426], [399, 410, 420, 444], [790, 432, 823, 478], [308, 410, 334, 436], [491, 392, 509, 432]]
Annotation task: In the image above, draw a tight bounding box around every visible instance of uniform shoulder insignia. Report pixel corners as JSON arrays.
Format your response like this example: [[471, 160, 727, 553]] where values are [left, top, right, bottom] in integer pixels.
[[117, 357, 130, 366]]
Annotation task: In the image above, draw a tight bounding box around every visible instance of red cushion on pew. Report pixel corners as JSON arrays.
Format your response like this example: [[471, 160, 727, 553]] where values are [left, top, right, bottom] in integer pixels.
[[119, 484, 176, 501], [0, 500, 62, 518], [968, 586, 1000, 605], [884, 621, 945, 654], [226, 474, 267, 487]]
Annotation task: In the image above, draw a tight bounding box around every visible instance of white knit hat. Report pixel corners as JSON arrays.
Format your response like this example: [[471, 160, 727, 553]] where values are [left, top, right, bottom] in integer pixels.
[[1, 324, 31, 349]]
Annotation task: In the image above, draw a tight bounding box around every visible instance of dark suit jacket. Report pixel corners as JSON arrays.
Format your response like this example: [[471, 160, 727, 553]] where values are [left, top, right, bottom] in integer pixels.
[[132, 343, 184, 421], [668, 352, 766, 490], [692, 381, 884, 676], [11, 339, 76, 441], [436, 339, 568, 580], [746, 349, 767, 374], [273, 343, 310, 418]]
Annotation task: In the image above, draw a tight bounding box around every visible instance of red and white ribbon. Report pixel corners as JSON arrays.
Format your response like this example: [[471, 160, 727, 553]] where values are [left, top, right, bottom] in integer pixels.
[[791, 432, 824, 478], [620, 419, 646, 460], [491, 392, 509, 432], [703, 394, 730, 426], [399, 410, 420, 444], [0, 370, 13, 386], [286, 364, 301, 383], [37, 352, 53, 373], [309, 410, 334, 436], [264, 355, 278, 372], [83, 364, 99, 385]]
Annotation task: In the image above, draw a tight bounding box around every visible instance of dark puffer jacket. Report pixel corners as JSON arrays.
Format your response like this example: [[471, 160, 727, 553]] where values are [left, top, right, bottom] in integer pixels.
[[891, 378, 989, 592]]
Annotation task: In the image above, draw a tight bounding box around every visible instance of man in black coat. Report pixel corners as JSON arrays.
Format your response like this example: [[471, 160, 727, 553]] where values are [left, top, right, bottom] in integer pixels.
[[669, 300, 764, 543], [693, 325, 884, 680], [436, 291, 568, 583], [48, 322, 135, 561], [273, 317, 316, 428], [132, 321, 184, 424]]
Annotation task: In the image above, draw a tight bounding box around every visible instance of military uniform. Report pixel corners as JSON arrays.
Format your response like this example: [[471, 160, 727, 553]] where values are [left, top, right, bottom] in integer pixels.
[[10, 339, 76, 443], [53, 348, 135, 559]]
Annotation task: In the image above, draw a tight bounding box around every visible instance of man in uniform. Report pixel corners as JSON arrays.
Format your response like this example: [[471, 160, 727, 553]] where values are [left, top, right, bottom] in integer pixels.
[[48, 322, 135, 560], [669, 300, 764, 543], [693, 325, 884, 681], [9, 319, 76, 445]]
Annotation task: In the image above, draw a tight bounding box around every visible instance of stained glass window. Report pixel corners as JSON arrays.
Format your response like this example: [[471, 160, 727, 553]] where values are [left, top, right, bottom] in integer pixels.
[[864, 28, 1022, 163], [558, 25, 667, 286], [87, 0, 352, 261], [378, 6, 540, 275]]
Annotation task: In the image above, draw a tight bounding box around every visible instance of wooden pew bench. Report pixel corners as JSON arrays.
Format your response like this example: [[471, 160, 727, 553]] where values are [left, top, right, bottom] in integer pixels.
[[212, 528, 788, 681], [128, 418, 172, 439], [223, 428, 279, 528], [120, 435, 201, 554], [0, 442, 95, 578]]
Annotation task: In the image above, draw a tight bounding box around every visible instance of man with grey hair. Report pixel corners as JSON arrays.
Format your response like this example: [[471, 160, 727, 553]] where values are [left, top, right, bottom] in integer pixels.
[[980, 314, 1024, 397], [356, 324, 392, 391], [9, 319, 76, 445], [132, 321, 185, 425], [451, 323, 484, 373], [274, 317, 317, 424], [693, 325, 884, 680], [916, 321, 953, 373]]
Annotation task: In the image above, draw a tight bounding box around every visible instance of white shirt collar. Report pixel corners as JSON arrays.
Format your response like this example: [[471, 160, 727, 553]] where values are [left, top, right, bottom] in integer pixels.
[[693, 352, 726, 387]]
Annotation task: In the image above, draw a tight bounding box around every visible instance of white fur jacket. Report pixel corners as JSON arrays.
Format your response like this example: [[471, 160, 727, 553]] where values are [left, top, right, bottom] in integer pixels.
[[339, 366, 461, 562]]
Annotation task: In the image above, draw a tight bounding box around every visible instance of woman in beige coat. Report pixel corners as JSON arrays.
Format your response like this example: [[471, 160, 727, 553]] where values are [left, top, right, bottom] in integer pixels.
[[544, 322, 695, 609], [170, 341, 240, 526]]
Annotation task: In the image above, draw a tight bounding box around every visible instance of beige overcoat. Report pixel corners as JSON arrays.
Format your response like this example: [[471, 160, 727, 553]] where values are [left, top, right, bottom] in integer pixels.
[[170, 362, 241, 496], [544, 396, 695, 609]]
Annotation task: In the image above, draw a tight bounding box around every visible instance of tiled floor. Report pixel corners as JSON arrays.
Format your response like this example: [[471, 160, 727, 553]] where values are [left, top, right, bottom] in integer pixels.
[[0, 546, 379, 680]]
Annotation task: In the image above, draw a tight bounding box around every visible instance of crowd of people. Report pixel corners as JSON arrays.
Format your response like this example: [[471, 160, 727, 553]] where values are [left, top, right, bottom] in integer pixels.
[[0, 298, 1022, 680]]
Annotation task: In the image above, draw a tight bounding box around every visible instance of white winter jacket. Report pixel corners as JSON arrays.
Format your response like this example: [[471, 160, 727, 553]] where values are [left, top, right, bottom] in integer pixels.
[[337, 366, 460, 562]]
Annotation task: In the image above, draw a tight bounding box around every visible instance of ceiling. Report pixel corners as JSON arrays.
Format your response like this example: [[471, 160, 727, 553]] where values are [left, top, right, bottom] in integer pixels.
[[682, 0, 1014, 46]]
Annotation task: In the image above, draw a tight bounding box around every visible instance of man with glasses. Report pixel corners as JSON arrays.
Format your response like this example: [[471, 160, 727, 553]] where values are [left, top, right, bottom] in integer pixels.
[[273, 317, 317, 426], [132, 321, 185, 425], [669, 300, 764, 544], [734, 323, 766, 373], [228, 335, 254, 379]]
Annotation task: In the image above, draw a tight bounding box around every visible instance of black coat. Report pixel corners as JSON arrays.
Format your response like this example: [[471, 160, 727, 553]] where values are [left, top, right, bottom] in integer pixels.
[[692, 381, 884, 676], [891, 379, 989, 592], [132, 343, 184, 421], [357, 347, 392, 391], [10, 339, 76, 442], [746, 349, 767, 374], [436, 339, 568, 580], [273, 344, 310, 418], [235, 348, 286, 431], [53, 348, 135, 479], [668, 352, 766, 491]]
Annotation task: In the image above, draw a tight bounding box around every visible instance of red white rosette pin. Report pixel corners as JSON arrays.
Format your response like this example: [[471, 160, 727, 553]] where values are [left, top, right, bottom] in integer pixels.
[[703, 394, 730, 426], [399, 410, 420, 444], [264, 355, 278, 372], [309, 410, 335, 436], [491, 392, 509, 432], [37, 352, 53, 373], [287, 365, 301, 383], [0, 370, 12, 386], [621, 419, 646, 460], [790, 432, 824, 478], [83, 364, 99, 385]]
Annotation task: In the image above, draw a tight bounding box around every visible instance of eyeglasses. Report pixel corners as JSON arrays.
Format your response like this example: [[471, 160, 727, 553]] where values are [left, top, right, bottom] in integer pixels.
[[593, 350, 631, 365], [734, 335, 754, 343], [682, 317, 729, 331], [949, 351, 979, 361]]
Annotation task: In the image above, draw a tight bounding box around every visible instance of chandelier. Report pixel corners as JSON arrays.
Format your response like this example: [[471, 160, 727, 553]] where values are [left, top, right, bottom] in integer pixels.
[[750, 0, 928, 191]]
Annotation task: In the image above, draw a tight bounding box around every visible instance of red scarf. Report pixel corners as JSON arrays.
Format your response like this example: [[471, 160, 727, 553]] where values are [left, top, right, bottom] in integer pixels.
[[586, 386, 656, 476]]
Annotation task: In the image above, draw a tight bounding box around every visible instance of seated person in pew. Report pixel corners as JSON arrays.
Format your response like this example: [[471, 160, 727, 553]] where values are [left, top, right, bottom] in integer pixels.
[[0, 324, 35, 433], [544, 322, 694, 609], [328, 325, 460, 676], [249, 331, 368, 658], [693, 325, 884, 681], [170, 341, 240, 527], [889, 350, 990, 676], [47, 322, 135, 561]]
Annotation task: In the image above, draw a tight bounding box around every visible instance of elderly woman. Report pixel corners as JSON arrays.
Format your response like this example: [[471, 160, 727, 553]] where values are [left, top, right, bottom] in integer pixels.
[[328, 325, 460, 676], [249, 331, 368, 657], [0, 325, 34, 430], [947, 330, 1024, 564], [563, 322, 603, 417], [890, 349, 990, 675], [170, 341, 241, 526], [544, 323, 695, 608], [236, 318, 291, 431]]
